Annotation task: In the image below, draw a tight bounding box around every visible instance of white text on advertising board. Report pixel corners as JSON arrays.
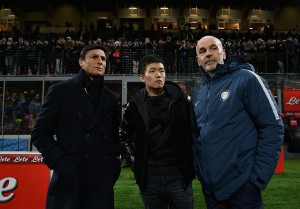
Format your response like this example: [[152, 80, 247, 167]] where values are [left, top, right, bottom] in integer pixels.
[[286, 97, 300, 105], [0, 177, 17, 202]]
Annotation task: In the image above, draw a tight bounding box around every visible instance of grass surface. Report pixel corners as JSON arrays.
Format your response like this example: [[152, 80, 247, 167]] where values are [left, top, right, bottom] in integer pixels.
[[114, 158, 300, 209]]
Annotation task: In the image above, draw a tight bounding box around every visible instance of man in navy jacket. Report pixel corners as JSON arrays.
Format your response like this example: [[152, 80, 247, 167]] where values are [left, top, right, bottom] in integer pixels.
[[191, 35, 284, 209], [31, 44, 121, 209]]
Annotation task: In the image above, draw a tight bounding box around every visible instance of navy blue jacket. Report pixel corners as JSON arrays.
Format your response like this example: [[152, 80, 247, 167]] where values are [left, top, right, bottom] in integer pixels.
[[190, 64, 284, 200]]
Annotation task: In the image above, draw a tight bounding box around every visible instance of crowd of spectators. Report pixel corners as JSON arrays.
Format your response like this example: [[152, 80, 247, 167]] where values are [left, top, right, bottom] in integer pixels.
[[0, 26, 300, 75], [0, 26, 300, 135], [3, 89, 42, 134]]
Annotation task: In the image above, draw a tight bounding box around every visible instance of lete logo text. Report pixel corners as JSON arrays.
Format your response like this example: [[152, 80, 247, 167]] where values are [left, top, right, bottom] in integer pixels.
[[286, 97, 300, 105], [0, 177, 17, 202]]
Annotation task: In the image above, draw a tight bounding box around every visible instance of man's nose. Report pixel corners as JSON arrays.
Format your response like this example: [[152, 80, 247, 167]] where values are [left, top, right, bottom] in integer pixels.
[[206, 50, 212, 56]]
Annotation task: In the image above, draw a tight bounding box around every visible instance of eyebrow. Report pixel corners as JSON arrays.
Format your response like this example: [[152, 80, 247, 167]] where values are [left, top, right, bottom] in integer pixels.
[[89, 54, 106, 58], [148, 67, 165, 72]]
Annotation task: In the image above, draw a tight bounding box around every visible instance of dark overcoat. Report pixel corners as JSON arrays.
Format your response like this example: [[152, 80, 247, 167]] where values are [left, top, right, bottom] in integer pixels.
[[31, 74, 121, 209]]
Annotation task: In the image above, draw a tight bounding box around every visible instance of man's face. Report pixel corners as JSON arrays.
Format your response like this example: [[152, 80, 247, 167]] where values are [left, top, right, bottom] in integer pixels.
[[79, 49, 106, 78], [140, 62, 165, 94], [196, 36, 226, 75]]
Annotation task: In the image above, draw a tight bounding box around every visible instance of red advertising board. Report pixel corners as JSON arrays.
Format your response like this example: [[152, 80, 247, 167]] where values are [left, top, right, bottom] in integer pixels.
[[0, 152, 50, 209], [283, 89, 300, 116], [274, 146, 284, 174], [290, 120, 298, 126]]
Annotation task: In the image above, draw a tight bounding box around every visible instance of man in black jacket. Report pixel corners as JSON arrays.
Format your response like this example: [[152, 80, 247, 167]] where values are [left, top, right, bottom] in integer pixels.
[[119, 54, 195, 209], [31, 44, 121, 209]]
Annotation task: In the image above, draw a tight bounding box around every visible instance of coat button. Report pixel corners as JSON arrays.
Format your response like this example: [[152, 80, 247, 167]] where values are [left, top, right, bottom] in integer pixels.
[[86, 133, 90, 138], [77, 113, 82, 118], [85, 154, 88, 159]]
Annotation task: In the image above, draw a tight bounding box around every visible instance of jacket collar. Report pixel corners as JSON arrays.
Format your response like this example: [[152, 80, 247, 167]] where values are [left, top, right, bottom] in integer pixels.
[[133, 81, 184, 104], [65, 75, 113, 132], [199, 64, 236, 82]]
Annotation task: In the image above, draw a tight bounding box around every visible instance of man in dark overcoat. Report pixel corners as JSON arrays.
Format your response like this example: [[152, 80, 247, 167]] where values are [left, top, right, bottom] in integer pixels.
[[31, 44, 121, 209]]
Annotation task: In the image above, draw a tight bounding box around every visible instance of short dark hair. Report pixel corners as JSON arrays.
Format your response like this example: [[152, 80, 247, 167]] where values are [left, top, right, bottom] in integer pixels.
[[80, 44, 108, 59], [138, 54, 165, 75]]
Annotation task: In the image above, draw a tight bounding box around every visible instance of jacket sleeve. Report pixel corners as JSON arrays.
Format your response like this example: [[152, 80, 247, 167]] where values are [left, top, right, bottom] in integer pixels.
[[119, 102, 135, 168], [189, 94, 200, 144], [31, 84, 66, 169], [245, 73, 284, 190]]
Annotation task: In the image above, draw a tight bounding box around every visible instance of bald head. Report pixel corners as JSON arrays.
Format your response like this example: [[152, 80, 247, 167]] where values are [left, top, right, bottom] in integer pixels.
[[196, 36, 226, 77]]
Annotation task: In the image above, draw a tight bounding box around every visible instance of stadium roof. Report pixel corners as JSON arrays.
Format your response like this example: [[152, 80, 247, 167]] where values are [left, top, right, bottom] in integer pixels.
[[1, 0, 298, 14]]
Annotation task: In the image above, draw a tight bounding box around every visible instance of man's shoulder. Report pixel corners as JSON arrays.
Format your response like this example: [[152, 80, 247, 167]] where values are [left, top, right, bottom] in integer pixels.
[[229, 62, 256, 74], [47, 76, 79, 93], [103, 86, 119, 100]]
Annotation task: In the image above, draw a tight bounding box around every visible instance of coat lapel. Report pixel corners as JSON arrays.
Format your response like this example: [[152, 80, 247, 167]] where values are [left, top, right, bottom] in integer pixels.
[[65, 75, 95, 131], [88, 87, 113, 131]]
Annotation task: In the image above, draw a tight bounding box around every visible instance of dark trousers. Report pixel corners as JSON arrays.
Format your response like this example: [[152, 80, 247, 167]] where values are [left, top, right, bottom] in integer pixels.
[[203, 181, 263, 209], [139, 174, 194, 209]]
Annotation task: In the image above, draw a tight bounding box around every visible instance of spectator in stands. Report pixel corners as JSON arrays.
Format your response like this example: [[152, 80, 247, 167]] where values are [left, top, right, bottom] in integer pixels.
[[66, 40, 84, 74], [31, 44, 121, 209], [18, 92, 31, 114], [131, 39, 143, 73], [28, 89, 36, 101], [4, 92, 20, 133], [191, 35, 284, 209], [47, 37, 58, 74], [188, 41, 197, 73], [243, 39, 257, 65], [14, 37, 27, 75], [120, 40, 131, 74], [284, 37, 298, 73], [110, 41, 122, 74], [119, 54, 195, 209], [255, 38, 267, 73], [162, 36, 176, 73], [291, 38, 300, 73], [35, 40, 49, 75], [265, 38, 284, 73], [55, 36, 65, 74], [0, 38, 5, 75], [4, 37, 14, 75], [275, 38, 285, 73], [26, 40, 38, 75], [178, 40, 189, 73], [18, 91, 32, 133], [64, 36, 75, 74], [28, 93, 42, 130]]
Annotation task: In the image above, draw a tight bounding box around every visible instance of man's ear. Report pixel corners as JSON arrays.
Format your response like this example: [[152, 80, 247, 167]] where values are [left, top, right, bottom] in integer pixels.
[[223, 49, 226, 61], [79, 58, 84, 67], [139, 75, 145, 83]]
